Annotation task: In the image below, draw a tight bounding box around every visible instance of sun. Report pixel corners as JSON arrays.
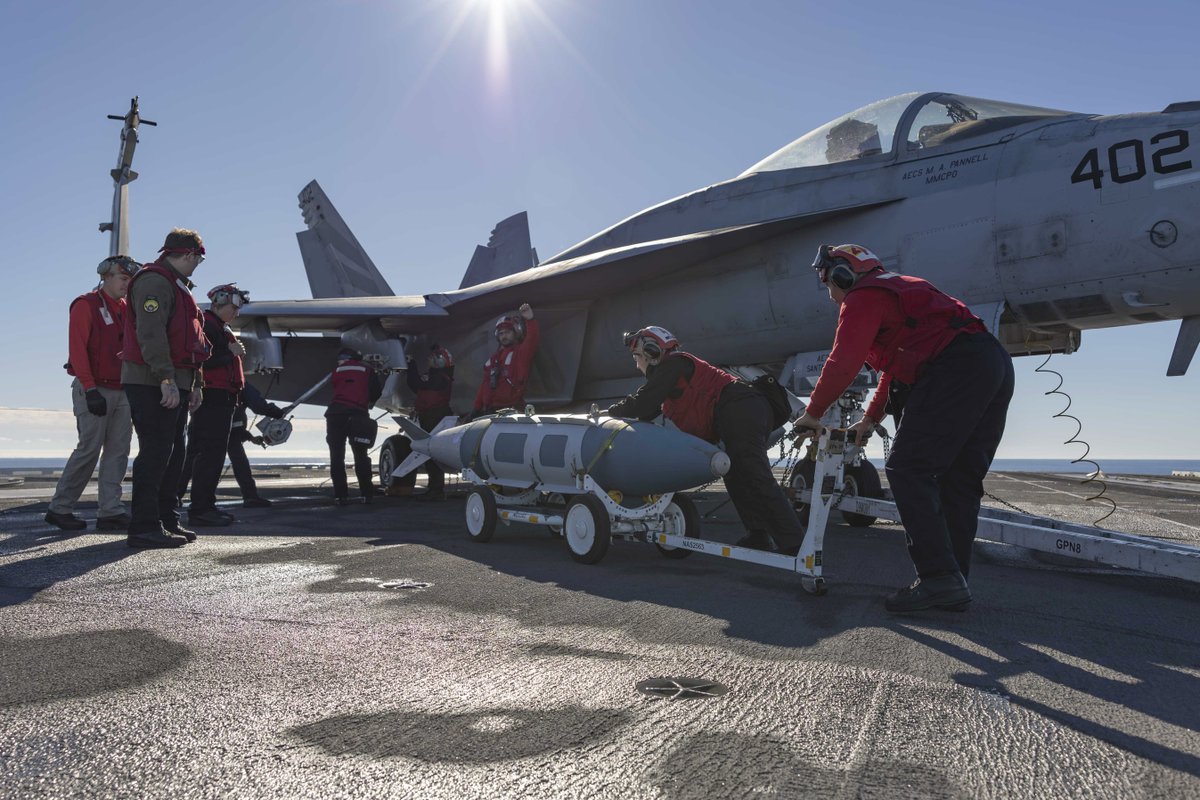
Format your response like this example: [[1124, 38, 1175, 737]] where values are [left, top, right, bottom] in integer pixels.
[[399, 0, 591, 114]]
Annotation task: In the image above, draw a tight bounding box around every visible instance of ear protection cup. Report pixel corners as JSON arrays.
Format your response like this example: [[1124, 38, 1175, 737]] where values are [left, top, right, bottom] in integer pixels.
[[640, 338, 663, 359], [827, 260, 857, 291]]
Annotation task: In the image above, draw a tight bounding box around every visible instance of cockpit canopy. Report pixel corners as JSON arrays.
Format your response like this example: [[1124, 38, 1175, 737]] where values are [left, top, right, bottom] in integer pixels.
[[741, 92, 1077, 176]]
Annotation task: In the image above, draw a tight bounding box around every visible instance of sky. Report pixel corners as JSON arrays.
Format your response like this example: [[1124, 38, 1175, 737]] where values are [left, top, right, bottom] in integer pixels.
[[1, 0, 1198, 462]]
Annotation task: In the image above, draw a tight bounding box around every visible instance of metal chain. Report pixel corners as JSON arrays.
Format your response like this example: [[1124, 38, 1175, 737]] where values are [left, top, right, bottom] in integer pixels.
[[982, 489, 1035, 516]]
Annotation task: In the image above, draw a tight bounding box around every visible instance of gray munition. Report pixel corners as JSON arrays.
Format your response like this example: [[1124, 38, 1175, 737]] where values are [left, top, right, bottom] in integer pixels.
[[394, 413, 731, 496]]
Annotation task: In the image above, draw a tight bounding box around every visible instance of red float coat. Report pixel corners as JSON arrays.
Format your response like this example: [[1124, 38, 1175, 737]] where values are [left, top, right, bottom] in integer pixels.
[[120, 261, 210, 370], [200, 310, 246, 392], [65, 289, 127, 390], [473, 318, 541, 411], [807, 271, 984, 421], [661, 352, 738, 443], [330, 359, 372, 411], [407, 365, 453, 413]]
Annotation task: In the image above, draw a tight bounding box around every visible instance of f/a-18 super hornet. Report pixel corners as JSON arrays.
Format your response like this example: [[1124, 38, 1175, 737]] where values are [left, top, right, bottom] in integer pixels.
[[236, 91, 1200, 414]]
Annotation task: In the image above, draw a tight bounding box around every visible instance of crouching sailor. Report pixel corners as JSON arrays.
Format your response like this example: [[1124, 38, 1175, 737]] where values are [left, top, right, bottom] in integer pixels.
[[608, 326, 804, 555]]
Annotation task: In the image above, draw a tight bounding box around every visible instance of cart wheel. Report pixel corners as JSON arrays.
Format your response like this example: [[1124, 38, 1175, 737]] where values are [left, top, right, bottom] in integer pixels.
[[801, 576, 828, 596], [564, 495, 611, 564], [465, 486, 498, 543], [789, 459, 815, 526], [656, 493, 701, 559], [841, 461, 882, 528]]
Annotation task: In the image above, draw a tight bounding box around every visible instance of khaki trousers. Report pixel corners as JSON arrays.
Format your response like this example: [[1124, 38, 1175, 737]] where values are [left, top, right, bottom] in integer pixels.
[[48, 379, 133, 517]]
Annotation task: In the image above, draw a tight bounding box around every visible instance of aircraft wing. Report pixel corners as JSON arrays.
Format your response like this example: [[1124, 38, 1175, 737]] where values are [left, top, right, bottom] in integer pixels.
[[237, 196, 901, 334], [236, 294, 448, 334], [432, 197, 904, 319]]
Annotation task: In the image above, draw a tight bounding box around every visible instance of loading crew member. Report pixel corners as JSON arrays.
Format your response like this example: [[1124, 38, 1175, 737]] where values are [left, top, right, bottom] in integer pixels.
[[608, 326, 805, 555], [45, 256, 141, 531], [180, 284, 250, 526], [178, 380, 285, 509], [794, 244, 1014, 613], [326, 348, 384, 505], [405, 344, 455, 500], [470, 303, 540, 417], [121, 228, 211, 548], [226, 384, 286, 508]]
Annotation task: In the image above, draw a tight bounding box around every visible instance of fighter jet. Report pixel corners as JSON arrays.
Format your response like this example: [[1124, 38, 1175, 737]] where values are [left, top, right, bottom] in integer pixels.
[[237, 91, 1200, 414]]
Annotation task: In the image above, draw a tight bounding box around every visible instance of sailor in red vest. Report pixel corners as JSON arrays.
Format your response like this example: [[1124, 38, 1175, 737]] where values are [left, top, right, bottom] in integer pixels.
[[470, 303, 540, 417], [45, 256, 141, 531], [224, 384, 286, 507], [608, 326, 805, 555], [121, 228, 212, 548], [326, 348, 384, 505], [405, 344, 455, 499], [179, 284, 250, 527], [795, 244, 1014, 613]]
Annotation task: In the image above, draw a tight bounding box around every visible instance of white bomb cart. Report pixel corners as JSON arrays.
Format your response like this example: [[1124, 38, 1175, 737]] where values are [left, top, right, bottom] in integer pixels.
[[447, 411, 849, 595], [449, 411, 723, 565]]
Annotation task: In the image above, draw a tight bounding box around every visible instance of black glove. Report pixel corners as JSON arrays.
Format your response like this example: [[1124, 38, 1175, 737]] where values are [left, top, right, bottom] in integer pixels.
[[248, 435, 266, 448], [267, 403, 285, 419], [85, 389, 107, 417]]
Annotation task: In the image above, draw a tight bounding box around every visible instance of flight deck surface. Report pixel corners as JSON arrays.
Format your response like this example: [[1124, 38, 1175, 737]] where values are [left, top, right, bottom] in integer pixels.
[[1, 468, 1198, 798]]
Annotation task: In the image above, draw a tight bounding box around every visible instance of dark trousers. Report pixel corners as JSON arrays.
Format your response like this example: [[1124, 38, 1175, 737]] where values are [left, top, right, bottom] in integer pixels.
[[326, 412, 375, 499], [126, 384, 191, 535], [184, 390, 236, 513], [417, 407, 451, 493], [714, 388, 805, 549], [227, 435, 259, 499], [884, 332, 1015, 580], [180, 421, 260, 501]]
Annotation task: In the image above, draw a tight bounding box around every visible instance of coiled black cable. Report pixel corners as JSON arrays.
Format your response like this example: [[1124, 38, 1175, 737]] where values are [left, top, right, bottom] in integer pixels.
[[1033, 347, 1117, 525]]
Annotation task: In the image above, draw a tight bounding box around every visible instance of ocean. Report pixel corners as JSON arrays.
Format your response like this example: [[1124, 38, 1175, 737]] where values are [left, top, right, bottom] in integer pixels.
[[2, 457, 1199, 476]]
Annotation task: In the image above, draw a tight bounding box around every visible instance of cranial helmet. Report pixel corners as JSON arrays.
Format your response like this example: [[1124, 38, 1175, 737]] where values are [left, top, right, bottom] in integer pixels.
[[207, 283, 250, 308], [623, 325, 679, 360], [494, 314, 526, 343], [337, 347, 362, 362], [97, 255, 141, 278], [429, 345, 454, 369], [812, 243, 883, 290]]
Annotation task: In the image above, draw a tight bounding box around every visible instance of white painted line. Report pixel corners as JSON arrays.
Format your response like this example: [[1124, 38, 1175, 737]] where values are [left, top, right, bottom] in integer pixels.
[[1154, 171, 1200, 190], [994, 473, 1200, 533]]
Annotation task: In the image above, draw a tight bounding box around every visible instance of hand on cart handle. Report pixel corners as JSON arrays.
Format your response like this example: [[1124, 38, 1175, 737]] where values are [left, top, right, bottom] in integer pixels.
[[792, 412, 823, 442], [847, 417, 876, 446]]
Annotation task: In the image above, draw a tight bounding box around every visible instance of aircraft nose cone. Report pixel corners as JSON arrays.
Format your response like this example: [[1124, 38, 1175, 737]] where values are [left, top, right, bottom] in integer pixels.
[[710, 451, 731, 478]]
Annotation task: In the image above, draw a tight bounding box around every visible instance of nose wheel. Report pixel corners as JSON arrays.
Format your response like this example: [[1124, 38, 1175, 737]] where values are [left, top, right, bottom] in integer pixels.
[[656, 493, 701, 559]]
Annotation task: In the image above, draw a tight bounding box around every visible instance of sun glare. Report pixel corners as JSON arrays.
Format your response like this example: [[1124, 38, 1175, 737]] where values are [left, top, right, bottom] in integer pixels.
[[399, 0, 612, 120], [483, 0, 513, 95]]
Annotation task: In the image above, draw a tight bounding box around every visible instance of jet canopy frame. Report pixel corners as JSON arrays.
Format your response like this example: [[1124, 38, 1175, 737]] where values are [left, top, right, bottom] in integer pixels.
[[741, 92, 1079, 175]]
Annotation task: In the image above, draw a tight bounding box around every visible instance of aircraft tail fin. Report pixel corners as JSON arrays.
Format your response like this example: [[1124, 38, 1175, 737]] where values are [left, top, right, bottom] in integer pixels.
[[459, 211, 537, 289], [296, 180, 395, 298]]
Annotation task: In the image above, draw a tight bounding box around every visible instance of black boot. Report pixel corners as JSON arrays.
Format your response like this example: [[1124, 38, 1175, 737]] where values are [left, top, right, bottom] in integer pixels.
[[44, 511, 87, 531], [885, 572, 971, 613]]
